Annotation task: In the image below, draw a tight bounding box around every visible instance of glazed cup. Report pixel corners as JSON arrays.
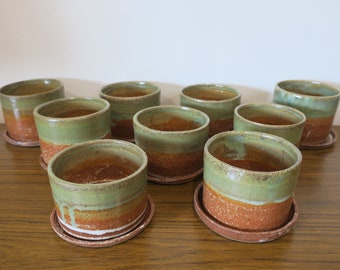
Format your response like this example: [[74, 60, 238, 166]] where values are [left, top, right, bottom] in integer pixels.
[[133, 105, 210, 184], [33, 97, 111, 167], [47, 139, 149, 241], [0, 78, 64, 144], [180, 84, 241, 137], [273, 80, 340, 145], [100, 81, 161, 142], [203, 131, 302, 231], [234, 102, 306, 146]]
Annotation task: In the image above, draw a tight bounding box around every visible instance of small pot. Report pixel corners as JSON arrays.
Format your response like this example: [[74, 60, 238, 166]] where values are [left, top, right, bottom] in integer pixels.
[[34, 97, 111, 166], [0, 78, 64, 144], [180, 83, 241, 137], [133, 105, 209, 184], [234, 102, 306, 146], [100, 81, 161, 142], [273, 80, 340, 146], [47, 139, 149, 241], [203, 131, 302, 231]]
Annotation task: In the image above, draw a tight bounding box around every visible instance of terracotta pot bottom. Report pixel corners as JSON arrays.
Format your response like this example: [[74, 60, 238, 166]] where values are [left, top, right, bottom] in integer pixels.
[[50, 194, 155, 248], [194, 182, 298, 243], [2, 130, 40, 147], [299, 129, 337, 150], [39, 154, 48, 170], [148, 168, 203, 184]]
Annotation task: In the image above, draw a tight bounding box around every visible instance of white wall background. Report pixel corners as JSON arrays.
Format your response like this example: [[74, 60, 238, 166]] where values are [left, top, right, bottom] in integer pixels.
[[1, 0, 340, 124]]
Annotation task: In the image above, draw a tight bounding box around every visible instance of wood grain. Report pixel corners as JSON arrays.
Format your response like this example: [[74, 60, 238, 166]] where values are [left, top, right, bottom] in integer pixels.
[[1, 124, 340, 269]]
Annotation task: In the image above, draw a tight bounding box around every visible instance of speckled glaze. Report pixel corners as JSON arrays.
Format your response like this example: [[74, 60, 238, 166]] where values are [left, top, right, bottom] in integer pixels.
[[133, 105, 210, 184], [33, 97, 111, 166], [203, 131, 302, 231], [273, 80, 340, 145], [234, 102, 306, 146], [100, 81, 160, 142], [180, 84, 241, 137], [0, 78, 64, 143], [47, 139, 149, 241]]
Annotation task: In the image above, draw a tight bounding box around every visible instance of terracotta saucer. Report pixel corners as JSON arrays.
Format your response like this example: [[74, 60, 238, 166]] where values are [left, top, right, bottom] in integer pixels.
[[148, 168, 203, 184], [193, 182, 299, 243], [2, 130, 40, 147], [39, 154, 48, 171], [50, 194, 155, 248], [299, 129, 337, 150]]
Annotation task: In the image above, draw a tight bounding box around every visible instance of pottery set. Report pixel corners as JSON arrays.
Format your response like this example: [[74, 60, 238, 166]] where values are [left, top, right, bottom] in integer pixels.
[[176, 80, 338, 243], [0, 78, 65, 146], [1, 78, 339, 246], [0, 78, 161, 248]]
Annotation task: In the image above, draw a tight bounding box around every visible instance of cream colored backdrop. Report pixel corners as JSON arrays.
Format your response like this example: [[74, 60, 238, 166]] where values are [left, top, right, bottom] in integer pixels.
[[1, 0, 339, 124]]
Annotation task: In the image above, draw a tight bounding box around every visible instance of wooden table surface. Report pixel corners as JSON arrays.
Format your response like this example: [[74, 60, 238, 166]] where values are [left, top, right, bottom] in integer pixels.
[[1, 124, 340, 270]]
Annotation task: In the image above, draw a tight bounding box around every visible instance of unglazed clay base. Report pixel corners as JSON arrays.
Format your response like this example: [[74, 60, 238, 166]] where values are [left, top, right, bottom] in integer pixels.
[[194, 182, 299, 243], [299, 129, 337, 150], [2, 130, 40, 147], [50, 194, 155, 248], [39, 154, 48, 171], [148, 168, 203, 184]]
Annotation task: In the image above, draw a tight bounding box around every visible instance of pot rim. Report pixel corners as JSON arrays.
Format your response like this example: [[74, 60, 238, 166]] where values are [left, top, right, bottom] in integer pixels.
[[204, 130, 302, 176], [181, 83, 241, 104], [100, 81, 161, 101], [234, 102, 306, 129], [0, 78, 63, 98], [47, 139, 148, 187], [33, 97, 110, 122], [276, 79, 340, 99], [133, 105, 210, 136]]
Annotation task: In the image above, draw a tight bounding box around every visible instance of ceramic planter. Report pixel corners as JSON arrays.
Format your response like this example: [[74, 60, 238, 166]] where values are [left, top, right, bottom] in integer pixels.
[[47, 139, 151, 242], [133, 105, 210, 184], [203, 131, 302, 232], [273, 80, 340, 148], [0, 78, 64, 145], [180, 84, 241, 137], [234, 102, 306, 146], [33, 97, 111, 167], [100, 81, 160, 142]]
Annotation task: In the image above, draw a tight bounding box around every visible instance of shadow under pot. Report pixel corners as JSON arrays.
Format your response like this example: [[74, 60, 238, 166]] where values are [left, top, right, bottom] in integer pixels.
[[133, 105, 210, 184], [33, 97, 111, 169], [47, 139, 154, 247], [0, 78, 64, 146], [202, 131, 302, 238]]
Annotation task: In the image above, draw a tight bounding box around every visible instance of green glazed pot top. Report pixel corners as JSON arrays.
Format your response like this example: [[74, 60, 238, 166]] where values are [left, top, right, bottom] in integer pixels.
[[48, 139, 148, 206], [33, 97, 110, 144], [235, 103, 306, 127], [204, 131, 302, 204], [234, 103, 306, 145], [180, 84, 241, 119], [100, 81, 161, 120], [133, 105, 209, 153], [0, 79, 64, 110], [274, 80, 340, 117], [101, 81, 160, 99]]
